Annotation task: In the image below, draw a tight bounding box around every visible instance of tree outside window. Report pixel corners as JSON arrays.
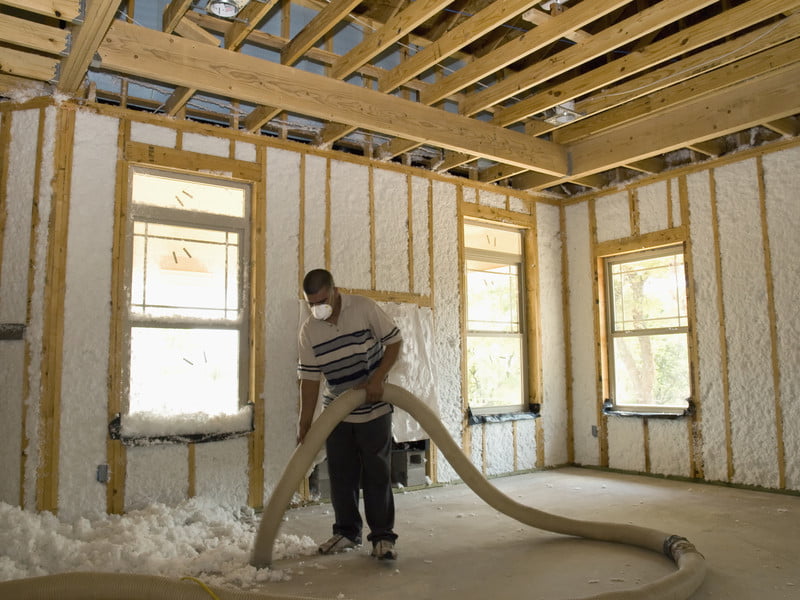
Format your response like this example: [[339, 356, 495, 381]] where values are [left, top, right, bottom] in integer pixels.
[[464, 221, 527, 413], [605, 246, 690, 411]]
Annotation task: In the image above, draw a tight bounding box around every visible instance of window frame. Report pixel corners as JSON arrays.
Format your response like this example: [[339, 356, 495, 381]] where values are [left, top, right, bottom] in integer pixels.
[[122, 165, 252, 424], [602, 244, 692, 417], [463, 220, 529, 416]]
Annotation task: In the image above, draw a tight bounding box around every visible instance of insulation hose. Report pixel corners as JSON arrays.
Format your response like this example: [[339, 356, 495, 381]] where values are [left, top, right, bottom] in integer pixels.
[[250, 385, 706, 600], [0, 385, 705, 600]]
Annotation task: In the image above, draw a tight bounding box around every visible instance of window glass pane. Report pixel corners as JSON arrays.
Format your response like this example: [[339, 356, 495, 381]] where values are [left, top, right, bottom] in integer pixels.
[[611, 252, 686, 332], [466, 259, 520, 333], [129, 327, 240, 415], [131, 221, 240, 320], [613, 333, 689, 407], [132, 171, 245, 218], [464, 223, 521, 254], [467, 335, 523, 410]]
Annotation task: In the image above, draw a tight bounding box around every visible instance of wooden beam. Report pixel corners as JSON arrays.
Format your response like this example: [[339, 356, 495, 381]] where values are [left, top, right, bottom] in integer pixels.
[[58, 0, 122, 93], [0, 13, 69, 55], [420, 0, 631, 106], [162, 0, 195, 34], [0, 45, 58, 81], [98, 20, 569, 175], [626, 157, 665, 174], [281, 0, 362, 66], [378, 0, 539, 93], [378, 137, 423, 159], [479, 163, 527, 183], [0, 72, 51, 97], [437, 150, 475, 172], [687, 139, 726, 157], [511, 170, 605, 192], [485, 0, 748, 124], [569, 62, 800, 177], [162, 18, 222, 117], [0, 0, 80, 21], [225, 0, 281, 50], [551, 39, 800, 145], [243, 105, 283, 133], [763, 116, 800, 137]]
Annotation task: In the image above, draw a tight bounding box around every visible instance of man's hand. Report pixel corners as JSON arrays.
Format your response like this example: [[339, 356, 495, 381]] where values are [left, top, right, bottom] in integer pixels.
[[356, 377, 385, 403]]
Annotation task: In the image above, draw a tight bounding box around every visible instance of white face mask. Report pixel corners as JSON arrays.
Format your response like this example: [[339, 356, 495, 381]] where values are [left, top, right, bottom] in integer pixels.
[[311, 303, 333, 321]]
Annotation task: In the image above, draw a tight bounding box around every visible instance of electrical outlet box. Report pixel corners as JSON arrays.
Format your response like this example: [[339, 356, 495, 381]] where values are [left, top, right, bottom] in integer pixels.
[[96, 464, 109, 483], [591, 425, 598, 438]]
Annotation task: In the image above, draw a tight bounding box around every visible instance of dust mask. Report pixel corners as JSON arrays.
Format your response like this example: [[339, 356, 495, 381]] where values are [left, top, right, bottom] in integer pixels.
[[311, 303, 333, 321]]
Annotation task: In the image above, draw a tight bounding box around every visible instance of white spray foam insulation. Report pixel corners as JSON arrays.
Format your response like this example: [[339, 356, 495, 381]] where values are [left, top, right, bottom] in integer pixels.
[[182, 132, 229, 158], [637, 181, 669, 234], [606, 418, 645, 472], [687, 171, 727, 483], [537, 203, 568, 466], [263, 147, 303, 499], [515, 419, 536, 470], [329, 160, 370, 289], [23, 106, 56, 510], [373, 169, 409, 292], [129, 122, 177, 148], [410, 176, 431, 296], [431, 179, 461, 483], [763, 147, 800, 490], [235, 141, 257, 163], [462, 186, 476, 204], [479, 189, 506, 209], [714, 160, 779, 488], [0, 110, 37, 323], [125, 445, 189, 511], [194, 437, 249, 507], [485, 421, 514, 476], [508, 195, 530, 214], [564, 202, 600, 465], [470, 425, 483, 470], [57, 111, 118, 519], [594, 191, 631, 242], [648, 419, 690, 477], [0, 109, 38, 507], [303, 154, 327, 273], [670, 179, 682, 227], [0, 346, 23, 504]]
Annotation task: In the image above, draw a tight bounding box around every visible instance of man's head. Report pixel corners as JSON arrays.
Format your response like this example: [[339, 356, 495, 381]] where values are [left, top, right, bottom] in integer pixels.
[[303, 269, 337, 321]]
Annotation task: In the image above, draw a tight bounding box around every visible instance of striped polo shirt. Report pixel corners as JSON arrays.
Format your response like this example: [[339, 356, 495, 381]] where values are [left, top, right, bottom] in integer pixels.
[[298, 293, 402, 423]]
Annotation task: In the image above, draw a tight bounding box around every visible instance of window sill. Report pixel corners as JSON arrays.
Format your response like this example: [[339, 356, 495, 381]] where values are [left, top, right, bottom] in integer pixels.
[[468, 404, 540, 425], [108, 405, 255, 447], [602, 399, 694, 419]]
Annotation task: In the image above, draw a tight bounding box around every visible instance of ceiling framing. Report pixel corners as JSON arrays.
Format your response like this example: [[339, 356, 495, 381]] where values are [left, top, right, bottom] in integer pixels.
[[0, 0, 798, 196]]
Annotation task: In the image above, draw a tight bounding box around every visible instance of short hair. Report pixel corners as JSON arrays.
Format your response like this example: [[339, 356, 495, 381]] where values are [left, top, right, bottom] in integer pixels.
[[303, 269, 334, 295]]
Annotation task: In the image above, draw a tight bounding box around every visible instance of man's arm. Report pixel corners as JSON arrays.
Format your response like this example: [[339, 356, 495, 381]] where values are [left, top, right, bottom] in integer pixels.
[[297, 378, 321, 445], [363, 341, 402, 403]]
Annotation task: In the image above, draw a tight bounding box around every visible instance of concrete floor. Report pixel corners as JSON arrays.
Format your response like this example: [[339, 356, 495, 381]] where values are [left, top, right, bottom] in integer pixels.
[[259, 467, 798, 600]]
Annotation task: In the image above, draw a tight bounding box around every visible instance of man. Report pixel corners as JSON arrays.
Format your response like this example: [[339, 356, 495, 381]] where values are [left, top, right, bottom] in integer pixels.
[[297, 268, 402, 560]]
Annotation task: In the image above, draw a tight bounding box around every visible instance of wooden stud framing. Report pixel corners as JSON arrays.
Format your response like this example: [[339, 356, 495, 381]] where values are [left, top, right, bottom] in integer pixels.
[[426, 179, 437, 483], [560, 204, 575, 464], [588, 199, 608, 467], [708, 169, 734, 482], [324, 158, 331, 270], [756, 156, 786, 489], [247, 144, 267, 509], [679, 175, 704, 480], [457, 186, 471, 461], [106, 119, 130, 515], [0, 109, 10, 299], [369, 166, 376, 290], [629, 188, 640, 237], [36, 105, 75, 513], [187, 443, 196, 498], [643, 418, 651, 473], [406, 174, 414, 294]]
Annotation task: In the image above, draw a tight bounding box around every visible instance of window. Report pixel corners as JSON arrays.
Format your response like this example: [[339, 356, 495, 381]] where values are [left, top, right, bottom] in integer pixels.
[[125, 167, 250, 420], [464, 221, 527, 414], [604, 246, 690, 413]]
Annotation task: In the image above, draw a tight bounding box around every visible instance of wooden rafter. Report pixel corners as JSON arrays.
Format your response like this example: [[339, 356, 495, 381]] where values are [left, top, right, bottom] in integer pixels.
[[226, 0, 282, 50], [0, 0, 81, 21], [491, 0, 797, 127], [419, 0, 630, 106], [0, 45, 58, 81], [465, 0, 721, 118], [58, 0, 123, 93], [281, 0, 363, 66], [98, 20, 569, 175], [162, 0, 195, 34]]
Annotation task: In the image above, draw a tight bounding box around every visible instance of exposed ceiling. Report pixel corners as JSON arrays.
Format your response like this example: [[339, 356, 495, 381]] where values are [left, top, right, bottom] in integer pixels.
[[1, 0, 798, 197]]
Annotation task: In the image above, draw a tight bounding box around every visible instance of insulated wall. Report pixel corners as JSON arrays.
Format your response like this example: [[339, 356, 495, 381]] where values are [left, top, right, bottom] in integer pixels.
[[0, 101, 559, 516], [564, 141, 800, 492]]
